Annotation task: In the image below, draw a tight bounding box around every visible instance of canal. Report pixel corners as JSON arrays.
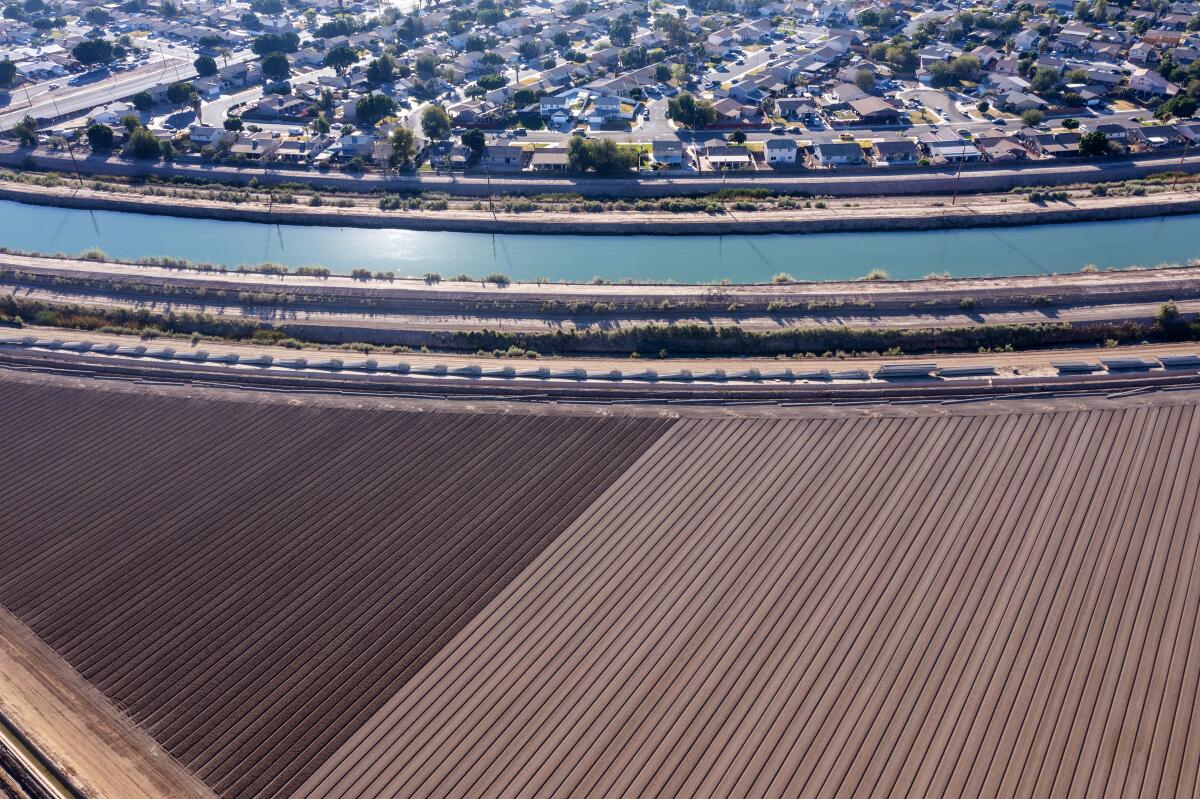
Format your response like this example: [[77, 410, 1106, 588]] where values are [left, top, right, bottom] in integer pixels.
[[3, 200, 1199, 283]]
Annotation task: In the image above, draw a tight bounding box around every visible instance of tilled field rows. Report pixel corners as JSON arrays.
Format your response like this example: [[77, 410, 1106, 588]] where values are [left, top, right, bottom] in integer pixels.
[[305, 404, 1200, 798], [0, 380, 671, 799]]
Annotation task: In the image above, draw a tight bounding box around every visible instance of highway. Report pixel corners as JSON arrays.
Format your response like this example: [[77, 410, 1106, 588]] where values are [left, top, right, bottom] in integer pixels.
[[1, 52, 196, 130]]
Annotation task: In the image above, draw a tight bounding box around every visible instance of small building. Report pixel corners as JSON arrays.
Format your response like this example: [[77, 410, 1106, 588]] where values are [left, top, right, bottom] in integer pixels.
[[812, 141, 865, 167], [923, 138, 983, 163], [872, 139, 920, 165], [482, 144, 527, 169], [187, 124, 233, 146], [764, 138, 798, 165], [651, 137, 684, 166], [530, 147, 569, 171], [1129, 68, 1180, 97], [847, 97, 899, 126], [701, 145, 753, 170]]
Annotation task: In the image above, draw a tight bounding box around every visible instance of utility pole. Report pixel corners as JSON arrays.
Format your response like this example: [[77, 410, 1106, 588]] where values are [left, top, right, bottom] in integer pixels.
[[49, 95, 85, 189], [1173, 135, 1191, 192], [951, 153, 963, 205]]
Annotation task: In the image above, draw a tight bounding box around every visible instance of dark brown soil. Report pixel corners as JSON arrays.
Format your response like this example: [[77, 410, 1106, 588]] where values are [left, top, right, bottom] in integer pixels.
[[0, 380, 671, 799]]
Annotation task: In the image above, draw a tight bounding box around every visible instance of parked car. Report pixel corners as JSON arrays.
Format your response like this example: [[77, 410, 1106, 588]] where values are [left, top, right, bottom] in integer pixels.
[[787, 125, 801, 134], [770, 125, 784, 134]]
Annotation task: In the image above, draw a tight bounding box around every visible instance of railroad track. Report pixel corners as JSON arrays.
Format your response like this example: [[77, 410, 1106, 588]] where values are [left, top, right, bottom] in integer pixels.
[[3, 346, 1199, 406], [0, 714, 81, 799]]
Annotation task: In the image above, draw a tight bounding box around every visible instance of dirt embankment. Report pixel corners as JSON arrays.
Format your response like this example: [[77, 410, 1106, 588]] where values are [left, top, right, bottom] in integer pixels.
[[6, 251, 1200, 312], [3, 175, 1200, 234], [0, 608, 215, 799]]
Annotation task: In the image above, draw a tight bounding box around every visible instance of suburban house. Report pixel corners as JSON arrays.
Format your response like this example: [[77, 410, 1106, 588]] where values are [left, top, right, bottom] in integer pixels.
[[482, 144, 527, 169], [1017, 131, 1081, 158], [1129, 68, 1180, 96], [974, 135, 1030, 161], [847, 97, 900, 126], [700, 145, 753, 170], [651, 137, 684, 166], [872, 139, 920, 165], [228, 132, 281, 160], [246, 95, 315, 122], [764, 138, 798, 165], [333, 133, 376, 158], [187, 124, 234, 146], [775, 98, 820, 124], [539, 93, 571, 116], [529, 146, 569, 171], [922, 136, 983, 163], [274, 135, 333, 163], [88, 102, 134, 127], [812, 141, 865, 167]]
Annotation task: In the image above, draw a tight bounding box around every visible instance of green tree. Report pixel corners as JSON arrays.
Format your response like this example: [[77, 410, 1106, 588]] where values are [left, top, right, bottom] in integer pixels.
[[83, 6, 109, 24], [1156, 94, 1197, 120], [13, 114, 37, 146], [415, 53, 438, 80], [654, 62, 671, 82], [165, 81, 196, 105], [518, 40, 540, 61], [853, 68, 874, 93], [223, 116, 243, 131], [261, 51, 290, 81], [85, 122, 114, 149], [131, 90, 154, 111], [1029, 67, 1060, 95], [366, 53, 396, 84], [476, 72, 507, 90], [567, 136, 636, 173], [976, 99, 990, 115], [1021, 108, 1044, 127], [355, 93, 398, 126], [667, 91, 715, 127], [421, 103, 451, 138], [461, 128, 485, 155], [194, 54, 217, 76], [251, 32, 299, 55], [1078, 130, 1111, 156], [72, 38, 115, 66], [314, 16, 356, 38], [127, 127, 163, 158], [0, 58, 16, 87], [323, 45, 359, 75], [387, 126, 415, 167], [608, 12, 634, 46], [1061, 117, 1079, 130]]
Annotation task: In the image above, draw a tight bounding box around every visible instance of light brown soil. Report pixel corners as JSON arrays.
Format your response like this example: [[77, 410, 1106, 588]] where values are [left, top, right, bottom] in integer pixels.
[[3, 177, 1200, 235], [0, 608, 215, 799]]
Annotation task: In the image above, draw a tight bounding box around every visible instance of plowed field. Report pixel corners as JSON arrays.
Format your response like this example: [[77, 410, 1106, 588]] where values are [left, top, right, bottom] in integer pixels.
[[304, 406, 1200, 799], [0, 380, 670, 799]]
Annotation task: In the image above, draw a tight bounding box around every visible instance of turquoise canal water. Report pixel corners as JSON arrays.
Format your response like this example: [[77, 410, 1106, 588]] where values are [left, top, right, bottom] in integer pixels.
[[2, 200, 1199, 283]]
